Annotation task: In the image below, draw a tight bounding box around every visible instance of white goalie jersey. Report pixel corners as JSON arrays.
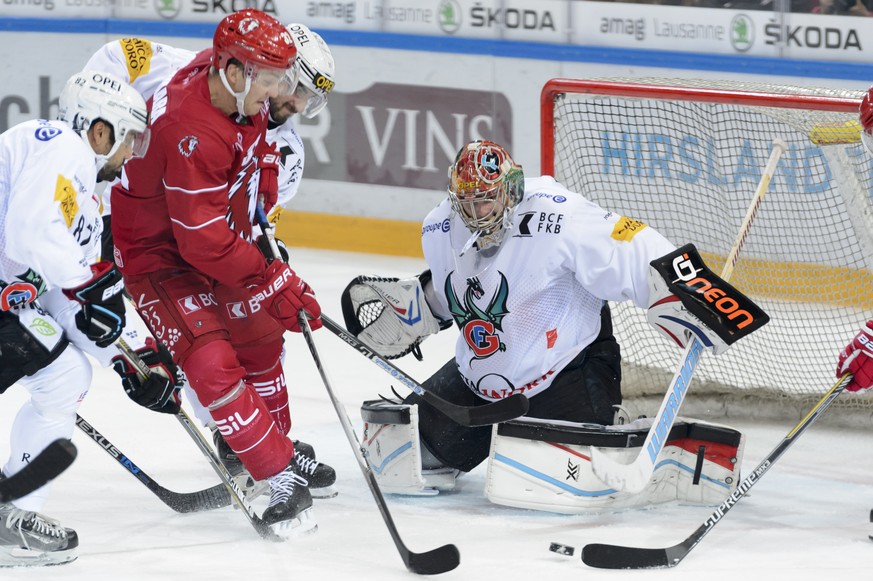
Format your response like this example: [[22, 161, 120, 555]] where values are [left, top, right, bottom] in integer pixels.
[[422, 176, 676, 401], [84, 38, 305, 212]]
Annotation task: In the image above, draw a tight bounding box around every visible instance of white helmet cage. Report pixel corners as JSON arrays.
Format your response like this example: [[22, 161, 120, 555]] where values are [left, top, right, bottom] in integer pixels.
[[58, 70, 150, 170], [285, 23, 335, 118]]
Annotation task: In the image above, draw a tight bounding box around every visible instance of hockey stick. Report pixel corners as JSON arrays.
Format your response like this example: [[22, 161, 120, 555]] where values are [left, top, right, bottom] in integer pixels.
[[113, 338, 285, 540], [74, 413, 231, 513], [588, 138, 788, 493], [0, 439, 77, 503], [174, 409, 289, 541], [298, 311, 461, 575], [253, 206, 528, 427], [582, 373, 851, 569]]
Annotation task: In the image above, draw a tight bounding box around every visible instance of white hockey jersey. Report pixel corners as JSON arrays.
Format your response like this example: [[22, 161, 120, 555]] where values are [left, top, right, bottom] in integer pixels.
[[0, 119, 101, 293], [85, 38, 305, 212], [422, 176, 676, 401]]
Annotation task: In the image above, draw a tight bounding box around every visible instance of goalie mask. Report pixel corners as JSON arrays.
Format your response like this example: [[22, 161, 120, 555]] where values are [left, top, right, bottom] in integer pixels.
[[57, 70, 150, 175], [448, 141, 524, 250]]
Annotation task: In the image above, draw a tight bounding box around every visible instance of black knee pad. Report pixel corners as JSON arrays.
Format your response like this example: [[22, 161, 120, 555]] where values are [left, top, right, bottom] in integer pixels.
[[0, 310, 68, 392]]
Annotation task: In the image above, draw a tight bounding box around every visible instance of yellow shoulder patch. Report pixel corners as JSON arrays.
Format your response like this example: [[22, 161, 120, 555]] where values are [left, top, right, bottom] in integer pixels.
[[611, 216, 647, 242], [120, 38, 153, 83], [54, 175, 78, 228]]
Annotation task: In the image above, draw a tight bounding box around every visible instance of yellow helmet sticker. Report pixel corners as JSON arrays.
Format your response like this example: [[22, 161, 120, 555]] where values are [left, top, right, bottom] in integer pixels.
[[120, 38, 153, 83], [54, 174, 78, 228]]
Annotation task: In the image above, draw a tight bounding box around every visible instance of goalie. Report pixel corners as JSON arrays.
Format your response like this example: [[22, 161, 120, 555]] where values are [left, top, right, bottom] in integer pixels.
[[343, 140, 766, 512]]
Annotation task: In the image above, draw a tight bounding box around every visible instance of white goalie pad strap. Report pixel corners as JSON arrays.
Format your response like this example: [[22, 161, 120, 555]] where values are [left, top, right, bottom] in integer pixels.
[[646, 265, 731, 356], [484, 416, 744, 514], [343, 275, 443, 359], [360, 400, 456, 495]]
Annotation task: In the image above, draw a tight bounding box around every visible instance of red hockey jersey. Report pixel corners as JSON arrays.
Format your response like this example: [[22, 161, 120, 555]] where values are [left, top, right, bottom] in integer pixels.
[[111, 49, 269, 288]]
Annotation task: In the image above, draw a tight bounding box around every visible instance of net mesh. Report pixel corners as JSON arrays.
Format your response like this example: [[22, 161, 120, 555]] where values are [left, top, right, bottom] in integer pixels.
[[546, 78, 873, 425]]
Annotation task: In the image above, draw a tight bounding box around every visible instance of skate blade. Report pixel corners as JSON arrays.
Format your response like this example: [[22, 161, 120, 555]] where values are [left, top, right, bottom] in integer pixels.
[[0, 545, 78, 568], [268, 507, 318, 539], [310, 485, 338, 499]]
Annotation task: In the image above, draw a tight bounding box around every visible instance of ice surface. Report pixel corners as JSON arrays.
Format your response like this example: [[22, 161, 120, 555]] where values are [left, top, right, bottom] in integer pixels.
[[1, 248, 870, 580]]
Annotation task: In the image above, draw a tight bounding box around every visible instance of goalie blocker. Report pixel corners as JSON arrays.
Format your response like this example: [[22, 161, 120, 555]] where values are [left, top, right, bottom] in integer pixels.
[[361, 400, 743, 511], [647, 243, 768, 355]]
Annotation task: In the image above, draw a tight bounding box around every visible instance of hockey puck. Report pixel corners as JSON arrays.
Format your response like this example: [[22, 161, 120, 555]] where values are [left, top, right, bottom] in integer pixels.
[[549, 542, 575, 557]]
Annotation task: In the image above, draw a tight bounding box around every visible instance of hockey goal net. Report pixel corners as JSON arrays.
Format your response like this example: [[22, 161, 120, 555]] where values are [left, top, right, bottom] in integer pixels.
[[541, 78, 873, 425]]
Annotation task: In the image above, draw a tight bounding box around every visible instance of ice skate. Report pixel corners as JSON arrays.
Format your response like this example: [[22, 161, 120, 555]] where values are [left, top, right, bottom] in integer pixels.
[[0, 504, 78, 567], [293, 440, 337, 499], [262, 461, 316, 538]]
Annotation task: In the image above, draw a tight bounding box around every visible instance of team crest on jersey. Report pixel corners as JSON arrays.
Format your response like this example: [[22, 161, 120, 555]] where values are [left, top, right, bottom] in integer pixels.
[[445, 272, 510, 359], [0, 281, 39, 310], [178, 135, 199, 157]]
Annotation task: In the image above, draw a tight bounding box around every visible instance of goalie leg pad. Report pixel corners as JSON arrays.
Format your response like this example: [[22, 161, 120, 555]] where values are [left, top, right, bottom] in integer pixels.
[[361, 400, 457, 496], [485, 416, 743, 514]]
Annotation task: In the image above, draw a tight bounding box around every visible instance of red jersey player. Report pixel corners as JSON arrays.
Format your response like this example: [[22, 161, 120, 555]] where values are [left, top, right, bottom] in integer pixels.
[[111, 9, 320, 537]]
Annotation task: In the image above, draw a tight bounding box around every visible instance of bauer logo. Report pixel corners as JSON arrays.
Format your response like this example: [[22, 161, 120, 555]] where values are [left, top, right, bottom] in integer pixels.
[[730, 15, 754, 52]]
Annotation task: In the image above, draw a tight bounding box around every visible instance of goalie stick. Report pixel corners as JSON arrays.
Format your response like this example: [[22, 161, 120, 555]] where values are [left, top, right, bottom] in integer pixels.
[[581, 373, 851, 569], [253, 206, 529, 428], [75, 414, 231, 513], [0, 439, 77, 503], [298, 310, 461, 575], [588, 138, 788, 493]]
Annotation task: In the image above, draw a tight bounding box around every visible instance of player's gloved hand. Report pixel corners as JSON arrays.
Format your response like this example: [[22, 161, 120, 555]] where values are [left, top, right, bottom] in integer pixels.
[[112, 338, 183, 414], [249, 261, 321, 333], [257, 141, 280, 215], [256, 233, 290, 263], [837, 320, 873, 392], [62, 260, 125, 348]]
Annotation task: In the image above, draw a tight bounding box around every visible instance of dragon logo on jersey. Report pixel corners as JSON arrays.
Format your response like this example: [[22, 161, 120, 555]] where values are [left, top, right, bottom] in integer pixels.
[[178, 135, 199, 157], [445, 272, 509, 359]]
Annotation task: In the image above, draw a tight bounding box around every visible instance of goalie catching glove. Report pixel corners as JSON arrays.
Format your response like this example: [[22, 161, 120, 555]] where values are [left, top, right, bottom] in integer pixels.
[[646, 244, 769, 355], [112, 338, 183, 414], [341, 270, 450, 360]]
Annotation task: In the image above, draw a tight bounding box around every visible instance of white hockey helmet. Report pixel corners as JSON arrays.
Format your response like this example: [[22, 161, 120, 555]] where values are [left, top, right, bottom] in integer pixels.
[[58, 70, 150, 171], [285, 23, 335, 118]]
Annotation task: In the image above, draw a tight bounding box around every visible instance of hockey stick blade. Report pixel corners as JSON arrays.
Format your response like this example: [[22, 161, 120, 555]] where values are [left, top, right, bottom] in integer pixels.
[[322, 314, 528, 426], [0, 439, 77, 503], [76, 414, 232, 513], [300, 312, 461, 575], [582, 374, 850, 570]]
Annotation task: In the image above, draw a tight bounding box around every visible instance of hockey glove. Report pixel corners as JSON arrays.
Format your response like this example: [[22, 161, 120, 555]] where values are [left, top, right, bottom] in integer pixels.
[[645, 244, 768, 356], [111, 338, 183, 414], [63, 260, 126, 348], [256, 233, 290, 263], [257, 141, 280, 215], [249, 261, 321, 333], [837, 320, 873, 393]]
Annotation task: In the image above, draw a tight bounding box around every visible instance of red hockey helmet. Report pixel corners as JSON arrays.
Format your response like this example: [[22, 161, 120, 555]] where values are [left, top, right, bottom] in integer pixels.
[[212, 9, 297, 75]]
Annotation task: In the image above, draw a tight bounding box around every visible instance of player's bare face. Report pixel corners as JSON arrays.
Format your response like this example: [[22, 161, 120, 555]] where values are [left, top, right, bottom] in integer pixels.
[[98, 142, 134, 182], [246, 68, 295, 117], [269, 84, 313, 124]]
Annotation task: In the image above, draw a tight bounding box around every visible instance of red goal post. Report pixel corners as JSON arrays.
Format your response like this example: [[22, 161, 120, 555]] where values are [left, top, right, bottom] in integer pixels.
[[540, 77, 873, 424]]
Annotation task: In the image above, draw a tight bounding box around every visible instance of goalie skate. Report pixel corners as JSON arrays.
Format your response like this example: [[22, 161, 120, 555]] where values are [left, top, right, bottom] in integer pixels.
[[0, 504, 78, 567]]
